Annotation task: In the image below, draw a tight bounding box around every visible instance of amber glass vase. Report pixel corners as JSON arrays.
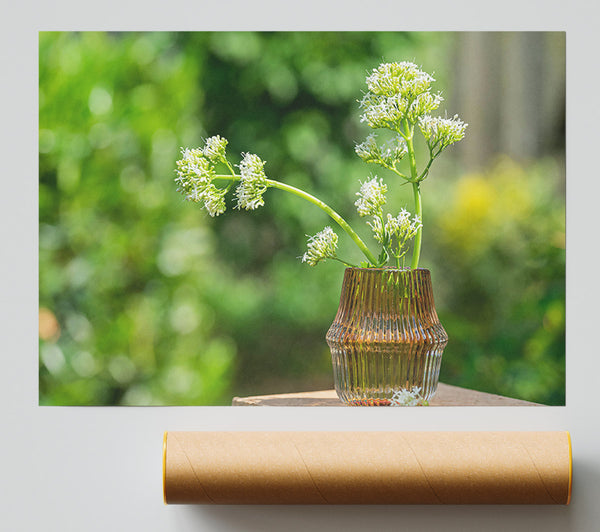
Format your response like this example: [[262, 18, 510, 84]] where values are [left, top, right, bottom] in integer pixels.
[[326, 268, 448, 406]]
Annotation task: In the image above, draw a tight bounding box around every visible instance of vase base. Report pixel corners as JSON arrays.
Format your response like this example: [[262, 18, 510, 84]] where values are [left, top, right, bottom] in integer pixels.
[[346, 398, 392, 406], [335, 384, 435, 406]]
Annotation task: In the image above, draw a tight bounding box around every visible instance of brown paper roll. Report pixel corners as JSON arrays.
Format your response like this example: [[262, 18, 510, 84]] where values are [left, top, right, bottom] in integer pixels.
[[163, 431, 572, 505]]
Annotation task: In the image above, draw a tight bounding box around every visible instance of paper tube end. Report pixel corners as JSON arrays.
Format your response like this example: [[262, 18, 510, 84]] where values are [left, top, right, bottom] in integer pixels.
[[567, 431, 572, 505], [162, 431, 168, 505]]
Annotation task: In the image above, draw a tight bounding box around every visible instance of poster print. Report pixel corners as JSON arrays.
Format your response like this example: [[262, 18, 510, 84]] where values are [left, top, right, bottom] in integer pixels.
[[39, 32, 565, 406]]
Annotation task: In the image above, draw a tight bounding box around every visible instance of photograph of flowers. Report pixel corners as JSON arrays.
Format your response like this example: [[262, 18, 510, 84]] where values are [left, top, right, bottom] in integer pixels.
[[39, 31, 565, 406]]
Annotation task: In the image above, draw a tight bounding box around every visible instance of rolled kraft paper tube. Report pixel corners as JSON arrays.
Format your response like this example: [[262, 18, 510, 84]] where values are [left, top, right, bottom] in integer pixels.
[[163, 431, 572, 505]]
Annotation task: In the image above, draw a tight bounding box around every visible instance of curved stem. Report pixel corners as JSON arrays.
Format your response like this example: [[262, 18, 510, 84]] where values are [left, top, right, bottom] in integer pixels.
[[381, 160, 409, 181], [333, 257, 358, 268], [267, 180, 377, 265], [417, 151, 435, 182], [214, 174, 378, 265]]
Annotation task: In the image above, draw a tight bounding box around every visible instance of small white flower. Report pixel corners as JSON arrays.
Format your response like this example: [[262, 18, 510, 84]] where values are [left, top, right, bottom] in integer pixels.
[[359, 93, 407, 129], [202, 183, 227, 217], [385, 210, 422, 239], [175, 147, 215, 196], [359, 60, 467, 157], [383, 211, 402, 235], [355, 177, 388, 217], [367, 216, 385, 244], [203, 135, 228, 162], [419, 114, 468, 150], [355, 134, 407, 167], [368, 210, 421, 255], [239, 152, 267, 181], [390, 386, 428, 406], [366, 61, 434, 98], [408, 91, 444, 121], [175, 145, 228, 216], [235, 152, 268, 210], [360, 62, 439, 129], [302, 227, 338, 266], [365, 62, 402, 95], [355, 133, 380, 163], [399, 69, 435, 99], [379, 136, 408, 166], [386, 211, 422, 257], [186, 184, 203, 203]]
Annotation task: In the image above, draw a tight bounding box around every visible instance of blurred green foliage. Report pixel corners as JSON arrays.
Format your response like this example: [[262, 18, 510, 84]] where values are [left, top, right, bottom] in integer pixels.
[[428, 157, 565, 405], [39, 31, 564, 405]]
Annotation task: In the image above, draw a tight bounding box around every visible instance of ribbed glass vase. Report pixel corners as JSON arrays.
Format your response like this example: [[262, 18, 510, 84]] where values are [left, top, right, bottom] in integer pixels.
[[326, 268, 448, 406]]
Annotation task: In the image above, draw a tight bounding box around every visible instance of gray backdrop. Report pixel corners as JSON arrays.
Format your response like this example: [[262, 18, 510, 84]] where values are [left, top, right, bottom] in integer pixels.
[[3, 1, 599, 530]]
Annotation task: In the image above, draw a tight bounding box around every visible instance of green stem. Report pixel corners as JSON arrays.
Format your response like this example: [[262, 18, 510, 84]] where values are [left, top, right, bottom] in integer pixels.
[[221, 158, 237, 178], [333, 257, 358, 268], [214, 174, 378, 265], [417, 151, 435, 182], [381, 160, 409, 181], [411, 182, 422, 269], [404, 121, 418, 182], [403, 119, 423, 269], [268, 180, 377, 265]]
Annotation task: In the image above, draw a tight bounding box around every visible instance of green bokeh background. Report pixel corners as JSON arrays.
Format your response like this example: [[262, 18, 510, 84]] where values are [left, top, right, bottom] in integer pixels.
[[39, 32, 565, 405]]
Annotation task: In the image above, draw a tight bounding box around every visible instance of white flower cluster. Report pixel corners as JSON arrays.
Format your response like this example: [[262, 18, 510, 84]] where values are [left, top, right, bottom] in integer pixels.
[[355, 133, 408, 167], [355, 176, 388, 217], [235, 152, 268, 210], [368, 209, 422, 259], [354, 134, 380, 163], [175, 147, 209, 197], [201, 184, 228, 217], [302, 226, 339, 266], [390, 386, 428, 406], [359, 61, 443, 130], [366, 62, 434, 98], [175, 141, 227, 217], [359, 92, 408, 130], [419, 114, 468, 151], [384, 209, 422, 239], [202, 134, 228, 162], [175, 136, 272, 217]]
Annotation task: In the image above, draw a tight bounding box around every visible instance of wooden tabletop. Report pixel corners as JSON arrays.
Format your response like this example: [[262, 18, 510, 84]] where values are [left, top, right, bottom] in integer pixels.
[[232, 383, 540, 407]]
